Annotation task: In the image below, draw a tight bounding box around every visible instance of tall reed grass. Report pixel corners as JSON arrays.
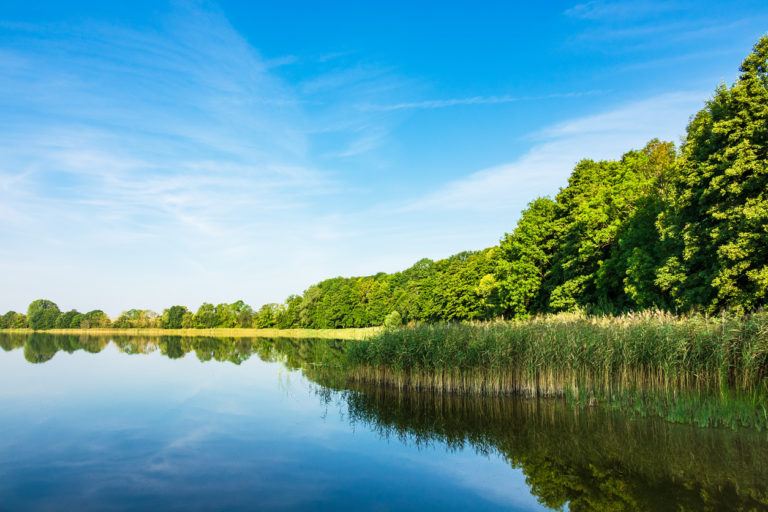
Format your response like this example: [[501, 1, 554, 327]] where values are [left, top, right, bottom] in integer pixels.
[[346, 311, 768, 403]]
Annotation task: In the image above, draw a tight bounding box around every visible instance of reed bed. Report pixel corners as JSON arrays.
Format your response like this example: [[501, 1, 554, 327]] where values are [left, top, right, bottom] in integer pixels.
[[346, 311, 768, 402]]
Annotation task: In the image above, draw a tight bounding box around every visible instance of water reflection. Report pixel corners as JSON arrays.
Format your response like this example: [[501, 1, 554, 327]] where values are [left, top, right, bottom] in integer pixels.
[[339, 386, 768, 511], [1, 333, 767, 511], [0, 332, 347, 371]]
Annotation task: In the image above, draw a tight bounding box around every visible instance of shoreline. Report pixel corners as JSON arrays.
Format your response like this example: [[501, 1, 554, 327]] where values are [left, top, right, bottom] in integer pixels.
[[0, 326, 378, 340]]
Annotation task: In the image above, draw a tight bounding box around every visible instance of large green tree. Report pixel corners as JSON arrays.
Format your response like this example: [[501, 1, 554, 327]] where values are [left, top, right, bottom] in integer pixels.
[[82, 310, 111, 328], [27, 299, 61, 330], [597, 140, 677, 310], [657, 36, 768, 313], [162, 305, 188, 329]]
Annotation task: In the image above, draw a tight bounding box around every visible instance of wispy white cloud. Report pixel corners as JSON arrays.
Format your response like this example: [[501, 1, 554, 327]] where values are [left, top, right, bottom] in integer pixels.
[[564, 1, 684, 21], [358, 90, 605, 111], [403, 91, 706, 213], [322, 129, 388, 158], [0, 3, 381, 312]]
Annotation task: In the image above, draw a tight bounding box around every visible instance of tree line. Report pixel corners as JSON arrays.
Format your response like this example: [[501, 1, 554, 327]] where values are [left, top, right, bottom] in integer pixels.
[[0, 299, 289, 331], [2, 37, 766, 331]]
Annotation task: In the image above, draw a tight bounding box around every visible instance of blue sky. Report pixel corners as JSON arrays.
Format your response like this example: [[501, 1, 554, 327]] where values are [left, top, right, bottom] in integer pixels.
[[1, 0, 766, 315]]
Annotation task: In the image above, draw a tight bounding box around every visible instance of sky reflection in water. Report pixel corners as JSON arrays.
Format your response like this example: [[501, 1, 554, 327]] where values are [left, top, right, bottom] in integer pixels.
[[0, 339, 544, 511]]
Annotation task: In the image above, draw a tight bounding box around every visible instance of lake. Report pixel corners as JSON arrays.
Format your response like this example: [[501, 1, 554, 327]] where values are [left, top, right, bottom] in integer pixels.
[[1, 333, 766, 511]]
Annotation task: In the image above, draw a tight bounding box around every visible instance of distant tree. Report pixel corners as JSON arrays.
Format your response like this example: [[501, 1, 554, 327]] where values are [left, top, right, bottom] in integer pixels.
[[181, 311, 195, 329], [0, 311, 28, 329], [114, 309, 159, 328], [277, 295, 301, 328], [27, 299, 61, 330], [213, 302, 236, 328], [162, 306, 188, 329], [81, 310, 110, 329], [255, 303, 280, 328], [70, 314, 84, 329], [193, 303, 217, 328], [229, 300, 254, 328], [55, 310, 80, 329]]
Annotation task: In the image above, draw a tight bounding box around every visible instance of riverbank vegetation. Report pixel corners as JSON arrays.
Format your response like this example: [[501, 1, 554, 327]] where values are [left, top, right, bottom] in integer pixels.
[[345, 312, 768, 428]]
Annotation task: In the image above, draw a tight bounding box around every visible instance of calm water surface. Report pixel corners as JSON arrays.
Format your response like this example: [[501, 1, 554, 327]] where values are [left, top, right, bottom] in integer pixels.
[[0, 333, 766, 511]]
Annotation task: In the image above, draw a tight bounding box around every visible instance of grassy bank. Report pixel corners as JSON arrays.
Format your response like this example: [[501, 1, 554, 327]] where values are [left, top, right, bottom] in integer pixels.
[[0, 326, 378, 340], [345, 312, 768, 427]]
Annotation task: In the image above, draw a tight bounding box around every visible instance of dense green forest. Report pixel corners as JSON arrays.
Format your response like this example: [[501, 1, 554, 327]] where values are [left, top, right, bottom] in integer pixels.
[[2, 37, 766, 331]]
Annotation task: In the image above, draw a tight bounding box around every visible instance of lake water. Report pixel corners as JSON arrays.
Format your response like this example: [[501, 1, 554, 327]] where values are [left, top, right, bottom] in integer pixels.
[[1, 333, 767, 511]]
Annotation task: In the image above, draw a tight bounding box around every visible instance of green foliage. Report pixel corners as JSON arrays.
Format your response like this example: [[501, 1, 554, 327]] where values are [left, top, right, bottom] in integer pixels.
[[656, 36, 768, 313], [81, 310, 111, 328], [27, 299, 61, 330], [70, 313, 84, 328], [383, 310, 402, 329], [193, 302, 217, 328], [255, 303, 280, 328], [55, 310, 80, 329], [544, 142, 677, 313], [113, 309, 160, 329], [275, 248, 501, 329], [493, 139, 679, 318], [0, 311, 27, 329], [497, 197, 558, 317], [162, 305, 188, 329], [190, 301, 257, 328]]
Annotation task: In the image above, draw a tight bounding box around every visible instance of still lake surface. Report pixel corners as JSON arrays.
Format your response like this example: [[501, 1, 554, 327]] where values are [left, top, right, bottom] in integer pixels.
[[1, 333, 767, 511]]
